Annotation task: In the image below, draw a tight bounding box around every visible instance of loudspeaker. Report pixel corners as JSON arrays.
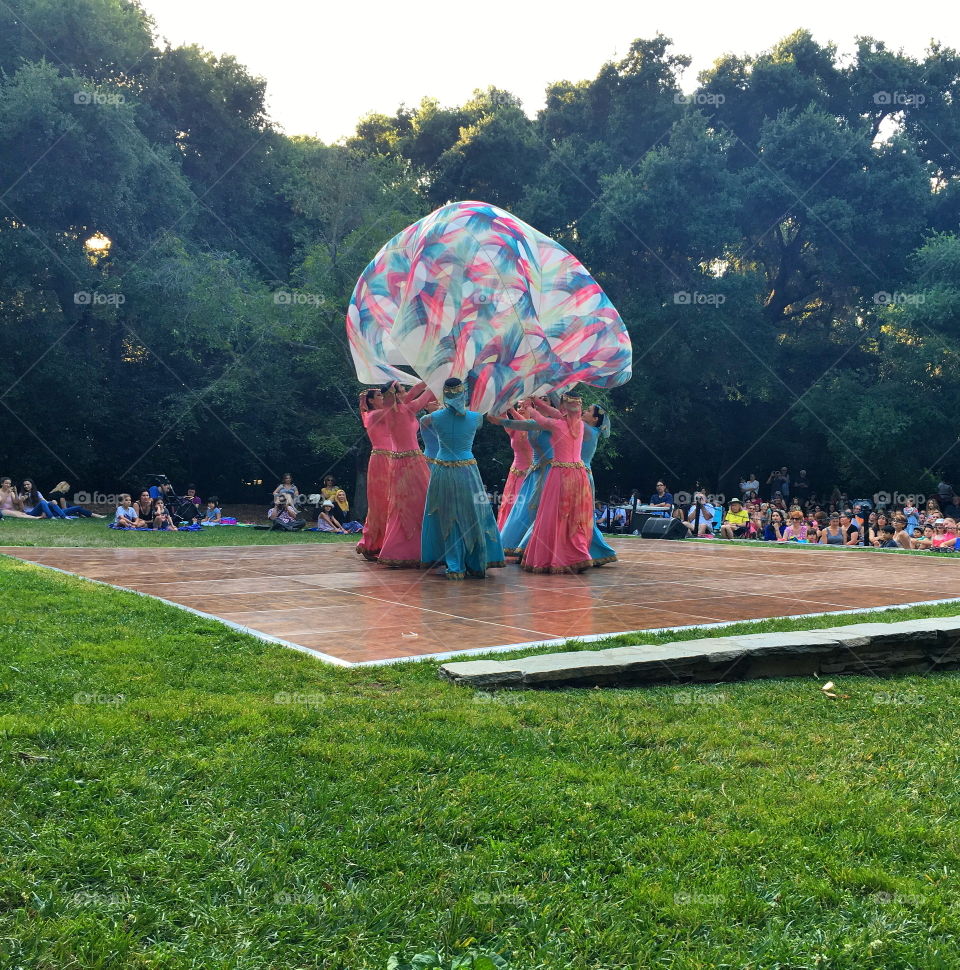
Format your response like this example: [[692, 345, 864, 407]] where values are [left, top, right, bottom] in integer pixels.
[[640, 516, 687, 540]]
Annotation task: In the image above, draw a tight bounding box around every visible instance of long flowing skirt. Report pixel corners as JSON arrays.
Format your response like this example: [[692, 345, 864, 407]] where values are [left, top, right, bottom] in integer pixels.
[[356, 451, 392, 561], [586, 467, 617, 566], [500, 462, 548, 557], [520, 464, 593, 574], [421, 462, 505, 579], [379, 453, 430, 567], [497, 466, 527, 529]]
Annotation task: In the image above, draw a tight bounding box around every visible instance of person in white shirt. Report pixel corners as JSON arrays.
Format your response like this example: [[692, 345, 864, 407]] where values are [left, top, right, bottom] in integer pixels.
[[114, 494, 146, 529], [685, 492, 717, 535], [740, 473, 760, 500]]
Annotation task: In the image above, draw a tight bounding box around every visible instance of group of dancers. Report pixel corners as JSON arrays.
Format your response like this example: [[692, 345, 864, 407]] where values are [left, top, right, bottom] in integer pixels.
[[356, 377, 618, 578]]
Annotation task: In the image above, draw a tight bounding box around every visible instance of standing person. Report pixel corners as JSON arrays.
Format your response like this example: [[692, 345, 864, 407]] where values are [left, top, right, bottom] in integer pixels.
[[357, 385, 394, 561], [490, 401, 555, 558], [419, 378, 504, 579], [579, 404, 617, 565], [496, 413, 533, 530], [519, 393, 593, 574], [740, 472, 760, 501], [379, 380, 435, 567], [792, 470, 810, 506]]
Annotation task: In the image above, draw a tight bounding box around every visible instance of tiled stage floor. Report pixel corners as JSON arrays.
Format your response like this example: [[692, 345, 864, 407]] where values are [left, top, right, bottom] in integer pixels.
[[6, 539, 960, 665]]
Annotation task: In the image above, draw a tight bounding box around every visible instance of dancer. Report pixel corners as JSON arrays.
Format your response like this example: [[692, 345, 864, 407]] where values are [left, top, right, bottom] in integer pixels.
[[538, 400, 618, 567], [420, 378, 504, 579], [356, 385, 394, 561], [491, 400, 555, 558], [379, 380, 435, 567], [496, 414, 533, 529], [519, 393, 594, 574]]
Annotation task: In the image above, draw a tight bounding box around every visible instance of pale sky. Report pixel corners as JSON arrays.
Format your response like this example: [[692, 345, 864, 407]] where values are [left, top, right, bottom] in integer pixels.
[[139, 0, 958, 144]]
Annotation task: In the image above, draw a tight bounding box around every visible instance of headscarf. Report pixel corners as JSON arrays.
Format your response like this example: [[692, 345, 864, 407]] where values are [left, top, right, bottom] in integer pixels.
[[443, 377, 468, 416]]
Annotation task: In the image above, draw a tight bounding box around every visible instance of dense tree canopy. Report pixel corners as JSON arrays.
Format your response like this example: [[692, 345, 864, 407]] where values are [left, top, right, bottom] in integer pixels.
[[2, 2, 960, 507]]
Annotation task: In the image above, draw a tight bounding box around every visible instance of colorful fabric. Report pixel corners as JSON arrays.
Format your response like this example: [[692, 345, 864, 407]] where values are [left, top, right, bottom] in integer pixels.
[[347, 201, 632, 414]]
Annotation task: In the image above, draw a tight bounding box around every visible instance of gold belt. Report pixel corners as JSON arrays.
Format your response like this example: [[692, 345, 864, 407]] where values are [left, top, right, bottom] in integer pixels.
[[425, 457, 437, 465], [432, 458, 477, 467], [371, 448, 422, 458], [552, 460, 586, 469], [509, 467, 528, 476]]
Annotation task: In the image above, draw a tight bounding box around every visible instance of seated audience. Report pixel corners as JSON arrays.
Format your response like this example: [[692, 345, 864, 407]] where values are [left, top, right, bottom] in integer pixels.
[[20, 480, 70, 519], [273, 473, 300, 509], [685, 492, 716, 536], [320, 475, 339, 503], [0, 477, 30, 517], [878, 525, 899, 548], [316, 501, 347, 533], [648, 481, 673, 509], [267, 496, 305, 531], [135, 490, 156, 527], [46, 481, 104, 518], [764, 509, 786, 541], [840, 513, 860, 546], [782, 510, 807, 541], [152, 499, 179, 531], [184, 485, 202, 507], [202, 498, 222, 523], [932, 517, 958, 550], [114, 494, 146, 529], [820, 514, 844, 545], [720, 498, 750, 539]]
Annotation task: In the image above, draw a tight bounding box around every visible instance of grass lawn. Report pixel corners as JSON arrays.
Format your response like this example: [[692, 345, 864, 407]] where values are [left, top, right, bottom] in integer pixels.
[[4, 552, 960, 969], [0, 517, 356, 548]]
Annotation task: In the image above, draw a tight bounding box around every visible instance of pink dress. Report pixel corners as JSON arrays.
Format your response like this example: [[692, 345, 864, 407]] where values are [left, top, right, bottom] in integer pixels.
[[497, 428, 533, 529], [520, 415, 593, 574], [378, 392, 432, 567], [357, 409, 394, 561]]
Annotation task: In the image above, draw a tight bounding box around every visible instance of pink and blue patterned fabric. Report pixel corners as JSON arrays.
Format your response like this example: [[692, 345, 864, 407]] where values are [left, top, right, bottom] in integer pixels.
[[346, 201, 632, 414]]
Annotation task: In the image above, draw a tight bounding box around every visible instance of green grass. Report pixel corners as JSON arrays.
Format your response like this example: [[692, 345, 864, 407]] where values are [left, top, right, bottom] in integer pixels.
[[0, 517, 355, 548], [4, 554, 960, 969]]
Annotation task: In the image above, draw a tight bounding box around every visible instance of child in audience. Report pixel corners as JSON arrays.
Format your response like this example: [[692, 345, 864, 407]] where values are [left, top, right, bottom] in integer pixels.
[[153, 499, 179, 531], [203, 498, 222, 523], [316, 500, 347, 533], [114, 494, 146, 529]]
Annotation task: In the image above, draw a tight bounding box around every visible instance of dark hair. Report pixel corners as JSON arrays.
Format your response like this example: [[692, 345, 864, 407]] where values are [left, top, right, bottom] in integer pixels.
[[186, 483, 196, 491], [380, 380, 396, 394], [21, 479, 38, 504], [208, 496, 219, 504], [444, 377, 462, 389], [365, 388, 378, 405]]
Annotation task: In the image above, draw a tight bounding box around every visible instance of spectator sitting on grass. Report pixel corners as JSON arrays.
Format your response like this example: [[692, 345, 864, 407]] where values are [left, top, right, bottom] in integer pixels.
[[820, 514, 843, 544], [203, 498, 222, 523], [273, 473, 300, 509], [47, 481, 104, 518], [720, 498, 750, 539], [0, 477, 30, 517], [840, 513, 860, 546], [135, 490, 156, 527], [184, 485, 202, 507], [782, 510, 807, 541], [330, 496, 364, 533], [932, 517, 957, 550], [683, 492, 716, 536], [114, 494, 146, 529], [320, 475, 339, 504], [153, 499, 179, 531], [316, 500, 347, 534], [267, 496, 305, 531], [764, 509, 786, 541], [20, 480, 70, 519], [879, 524, 899, 548]]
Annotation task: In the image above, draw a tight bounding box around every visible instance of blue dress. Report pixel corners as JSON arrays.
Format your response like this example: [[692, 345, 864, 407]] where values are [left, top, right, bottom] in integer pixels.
[[420, 421, 440, 462], [420, 409, 505, 578], [498, 420, 554, 556], [581, 423, 617, 565]]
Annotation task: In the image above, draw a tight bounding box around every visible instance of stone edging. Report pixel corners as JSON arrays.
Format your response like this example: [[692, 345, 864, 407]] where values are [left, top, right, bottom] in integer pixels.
[[437, 617, 960, 689]]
